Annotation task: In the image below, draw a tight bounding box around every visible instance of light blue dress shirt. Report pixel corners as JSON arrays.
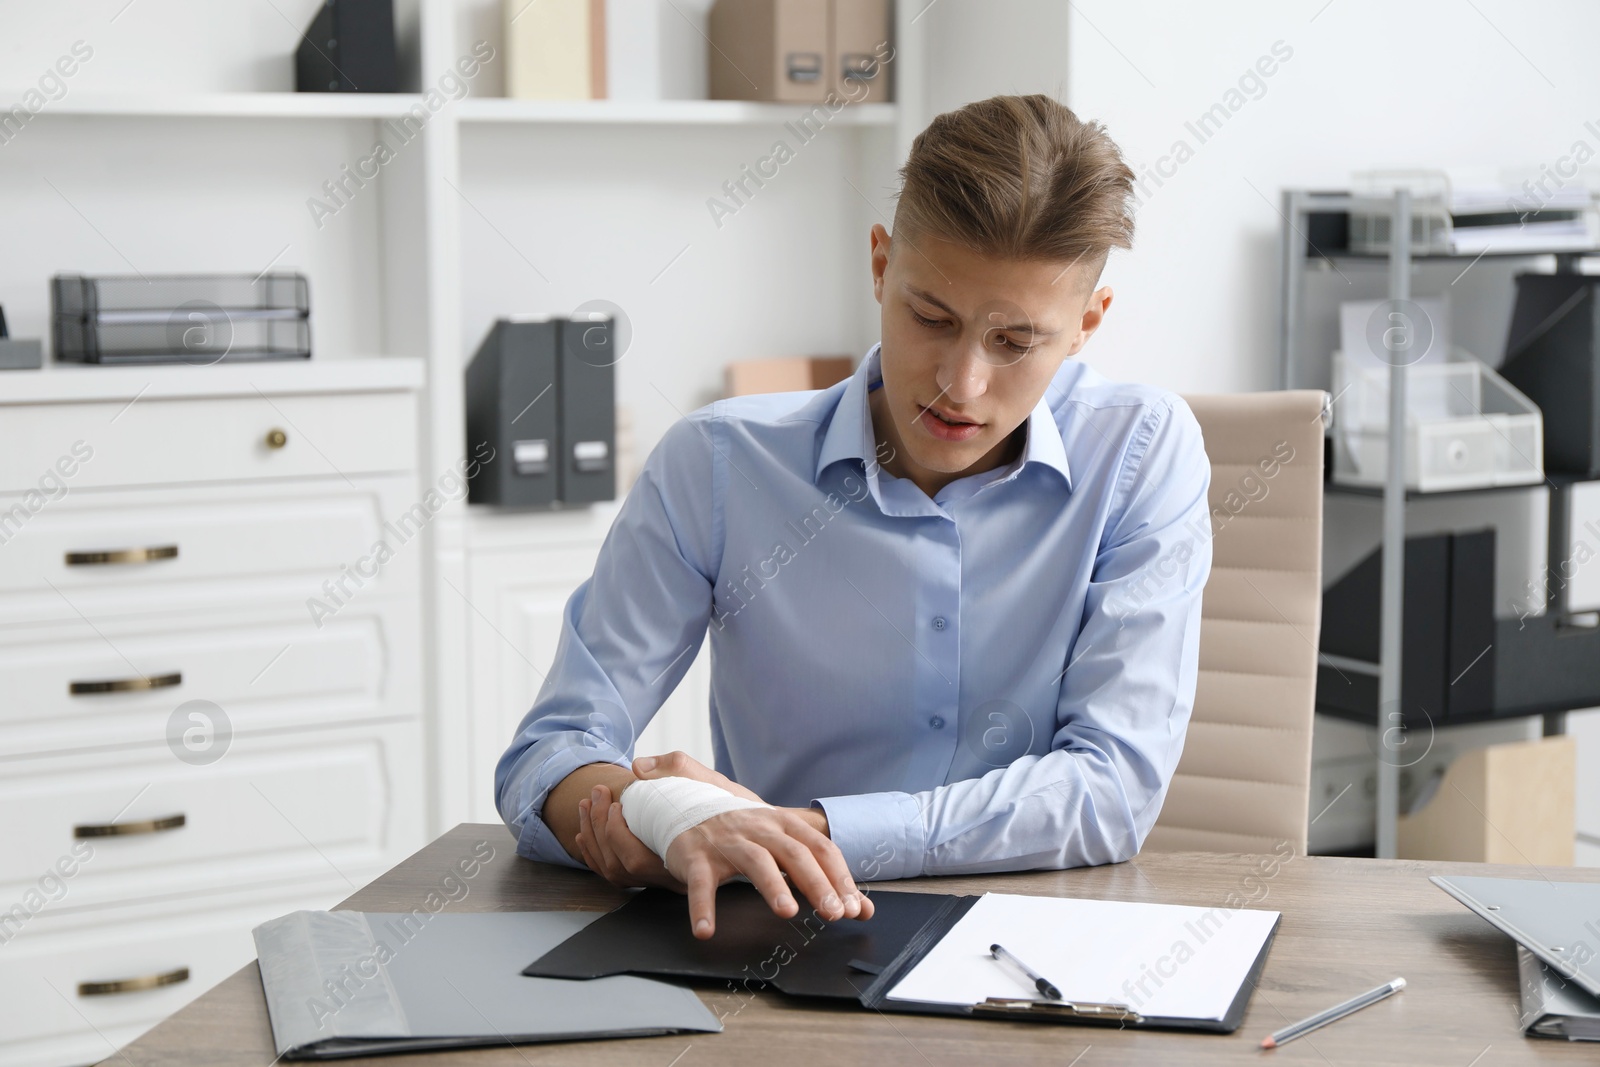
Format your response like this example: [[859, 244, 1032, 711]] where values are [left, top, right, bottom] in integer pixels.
[[495, 343, 1212, 881]]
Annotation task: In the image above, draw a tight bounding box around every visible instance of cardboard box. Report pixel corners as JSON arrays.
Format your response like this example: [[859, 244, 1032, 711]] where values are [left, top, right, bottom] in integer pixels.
[[1397, 735, 1575, 865], [724, 355, 853, 396], [708, 0, 892, 104]]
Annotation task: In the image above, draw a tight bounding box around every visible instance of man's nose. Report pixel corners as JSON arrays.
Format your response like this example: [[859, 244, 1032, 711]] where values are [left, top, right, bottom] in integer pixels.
[[936, 344, 991, 406]]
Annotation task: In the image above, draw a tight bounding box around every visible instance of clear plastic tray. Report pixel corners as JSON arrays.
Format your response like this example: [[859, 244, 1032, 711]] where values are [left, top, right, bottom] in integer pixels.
[[1331, 346, 1544, 492], [51, 273, 310, 363]]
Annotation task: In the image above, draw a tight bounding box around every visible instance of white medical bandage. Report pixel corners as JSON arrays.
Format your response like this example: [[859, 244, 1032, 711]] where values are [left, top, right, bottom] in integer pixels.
[[619, 776, 771, 859]]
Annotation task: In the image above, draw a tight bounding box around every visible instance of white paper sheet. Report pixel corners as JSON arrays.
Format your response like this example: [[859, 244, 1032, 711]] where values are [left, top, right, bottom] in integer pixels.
[[885, 893, 1279, 1022]]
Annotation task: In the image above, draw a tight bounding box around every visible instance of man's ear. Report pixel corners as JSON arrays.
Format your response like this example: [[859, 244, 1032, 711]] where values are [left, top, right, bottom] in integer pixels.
[[870, 223, 891, 304], [1065, 285, 1114, 357]]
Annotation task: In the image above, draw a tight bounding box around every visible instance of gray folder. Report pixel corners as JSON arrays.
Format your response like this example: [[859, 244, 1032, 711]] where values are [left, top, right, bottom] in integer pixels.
[[253, 910, 722, 1060], [1519, 946, 1600, 1041], [1431, 875, 1600, 999]]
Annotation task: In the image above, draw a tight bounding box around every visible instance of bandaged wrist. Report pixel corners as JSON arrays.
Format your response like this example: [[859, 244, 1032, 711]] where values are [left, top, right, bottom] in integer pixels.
[[619, 776, 770, 859]]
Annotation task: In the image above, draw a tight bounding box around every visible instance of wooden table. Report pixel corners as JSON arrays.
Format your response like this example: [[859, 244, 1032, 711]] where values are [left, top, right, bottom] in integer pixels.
[[104, 824, 1600, 1066]]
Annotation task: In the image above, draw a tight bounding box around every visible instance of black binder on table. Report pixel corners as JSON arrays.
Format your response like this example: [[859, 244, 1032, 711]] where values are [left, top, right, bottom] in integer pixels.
[[524, 883, 1281, 1033]]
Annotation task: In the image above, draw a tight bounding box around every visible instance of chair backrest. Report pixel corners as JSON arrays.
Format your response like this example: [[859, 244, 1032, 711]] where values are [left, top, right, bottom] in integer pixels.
[[1146, 391, 1326, 855]]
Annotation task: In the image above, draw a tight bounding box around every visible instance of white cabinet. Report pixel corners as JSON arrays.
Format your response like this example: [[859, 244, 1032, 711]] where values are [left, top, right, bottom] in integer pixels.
[[0, 360, 427, 1067], [0, 882, 351, 1067]]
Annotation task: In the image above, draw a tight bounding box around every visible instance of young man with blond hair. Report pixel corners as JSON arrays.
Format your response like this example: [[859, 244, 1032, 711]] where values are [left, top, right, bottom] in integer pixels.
[[496, 94, 1212, 939]]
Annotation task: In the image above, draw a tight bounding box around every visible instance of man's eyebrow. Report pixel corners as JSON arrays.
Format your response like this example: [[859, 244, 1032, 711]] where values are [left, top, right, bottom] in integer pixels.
[[902, 284, 1060, 337], [903, 285, 960, 318]]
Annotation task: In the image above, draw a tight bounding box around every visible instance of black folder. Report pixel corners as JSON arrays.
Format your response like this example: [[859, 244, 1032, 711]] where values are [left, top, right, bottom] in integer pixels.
[[524, 883, 1279, 1033]]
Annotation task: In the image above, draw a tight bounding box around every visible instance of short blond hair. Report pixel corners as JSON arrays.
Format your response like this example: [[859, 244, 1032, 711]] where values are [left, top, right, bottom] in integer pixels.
[[893, 94, 1136, 276]]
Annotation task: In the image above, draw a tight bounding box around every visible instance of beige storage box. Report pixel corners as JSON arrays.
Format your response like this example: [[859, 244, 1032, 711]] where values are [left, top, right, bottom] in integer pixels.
[[725, 355, 853, 396], [1397, 736, 1575, 865], [709, 0, 892, 103]]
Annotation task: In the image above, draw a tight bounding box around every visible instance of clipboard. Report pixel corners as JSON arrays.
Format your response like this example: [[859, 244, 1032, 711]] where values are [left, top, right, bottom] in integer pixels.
[[524, 883, 1280, 1033], [1432, 875, 1600, 1000]]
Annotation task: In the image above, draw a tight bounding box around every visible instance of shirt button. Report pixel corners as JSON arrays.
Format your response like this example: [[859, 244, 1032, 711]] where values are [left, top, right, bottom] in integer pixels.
[[929, 715, 945, 729], [932, 616, 947, 631]]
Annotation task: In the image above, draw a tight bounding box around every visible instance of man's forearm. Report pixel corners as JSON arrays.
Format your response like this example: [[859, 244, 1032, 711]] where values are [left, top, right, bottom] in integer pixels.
[[543, 763, 638, 863]]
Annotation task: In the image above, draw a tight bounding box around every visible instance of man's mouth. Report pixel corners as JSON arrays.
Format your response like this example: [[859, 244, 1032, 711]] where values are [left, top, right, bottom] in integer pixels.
[[917, 402, 983, 442]]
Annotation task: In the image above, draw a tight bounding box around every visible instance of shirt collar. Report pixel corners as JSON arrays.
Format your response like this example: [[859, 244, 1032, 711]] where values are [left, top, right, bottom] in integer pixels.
[[815, 343, 1073, 492], [1017, 384, 1074, 491], [815, 345, 883, 483]]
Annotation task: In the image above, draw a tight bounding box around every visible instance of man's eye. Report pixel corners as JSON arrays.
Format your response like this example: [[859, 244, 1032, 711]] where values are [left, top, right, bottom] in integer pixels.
[[989, 334, 1034, 355], [911, 310, 945, 329]]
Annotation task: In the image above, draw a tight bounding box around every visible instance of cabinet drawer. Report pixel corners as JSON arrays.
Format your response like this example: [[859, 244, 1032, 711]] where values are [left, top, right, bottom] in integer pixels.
[[0, 476, 422, 615], [0, 389, 416, 492], [0, 883, 347, 1066], [0, 721, 424, 912], [0, 600, 420, 756]]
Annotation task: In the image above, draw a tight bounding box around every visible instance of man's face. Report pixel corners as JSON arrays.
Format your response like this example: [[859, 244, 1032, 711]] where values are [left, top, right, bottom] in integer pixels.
[[869, 223, 1112, 492]]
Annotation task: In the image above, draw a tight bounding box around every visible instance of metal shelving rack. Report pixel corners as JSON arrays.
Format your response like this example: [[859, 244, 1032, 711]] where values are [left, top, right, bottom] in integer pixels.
[[1277, 187, 1593, 857]]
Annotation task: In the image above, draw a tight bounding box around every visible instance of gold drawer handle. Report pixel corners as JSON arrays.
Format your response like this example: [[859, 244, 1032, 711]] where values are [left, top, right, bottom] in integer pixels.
[[70, 671, 182, 696], [65, 545, 179, 566], [78, 966, 190, 997], [265, 428, 288, 449], [74, 813, 186, 839]]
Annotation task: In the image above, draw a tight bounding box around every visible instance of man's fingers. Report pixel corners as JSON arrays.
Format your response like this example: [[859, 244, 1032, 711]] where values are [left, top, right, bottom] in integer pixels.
[[631, 752, 764, 803], [578, 797, 613, 877], [576, 798, 599, 871], [684, 858, 719, 940], [731, 843, 802, 920], [791, 820, 869, 919], [762, 832, 850, 921], [632, 751, 687, 779], [588, 789, 624, 877]]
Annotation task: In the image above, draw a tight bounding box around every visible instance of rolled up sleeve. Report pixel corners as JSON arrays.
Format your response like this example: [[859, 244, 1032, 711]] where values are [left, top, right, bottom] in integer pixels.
[[493, 413, 722, 866]]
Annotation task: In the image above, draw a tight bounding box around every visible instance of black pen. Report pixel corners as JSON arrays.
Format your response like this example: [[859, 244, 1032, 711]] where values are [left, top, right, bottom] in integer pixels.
[[990, 943, 1062, 1000]]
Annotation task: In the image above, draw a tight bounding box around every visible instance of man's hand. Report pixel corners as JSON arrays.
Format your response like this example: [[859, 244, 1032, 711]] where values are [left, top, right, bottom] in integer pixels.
[[577, 749, 875, 938], [630, 750, 764, 802], [572, 749, 757, 890], [575, 782, 683, 892], [661, 804, 874, 939]]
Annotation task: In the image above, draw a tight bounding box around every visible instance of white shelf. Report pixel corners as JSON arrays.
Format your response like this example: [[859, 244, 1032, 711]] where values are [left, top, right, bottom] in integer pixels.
[[14, 92, 898, 126], [0, 356, 425, 405], [17, 91, 426, 120], [456, 97, 897, 126]]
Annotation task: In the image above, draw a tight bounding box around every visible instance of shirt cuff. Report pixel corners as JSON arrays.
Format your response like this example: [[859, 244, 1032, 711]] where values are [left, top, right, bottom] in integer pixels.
[[812, 791, 927, 882], [513, 809, 588, 870], [506, 744, 630, 869]]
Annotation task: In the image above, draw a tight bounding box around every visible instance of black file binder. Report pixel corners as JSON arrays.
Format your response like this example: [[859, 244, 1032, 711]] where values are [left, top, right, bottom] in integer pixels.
[[524, 883, 1279, 1033], [556, 315, 616, 504], [296, 0, 399, 94], [465, 319, 560, 509], [465, 317, 616, 508]]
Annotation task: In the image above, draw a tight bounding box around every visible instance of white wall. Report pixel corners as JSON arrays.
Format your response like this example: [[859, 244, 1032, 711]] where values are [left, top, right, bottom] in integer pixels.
[[1064, 0, 1600, 393]]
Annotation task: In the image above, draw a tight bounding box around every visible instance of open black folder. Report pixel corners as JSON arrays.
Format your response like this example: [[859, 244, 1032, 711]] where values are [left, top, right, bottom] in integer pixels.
[[524, 884, 1280, 1033]]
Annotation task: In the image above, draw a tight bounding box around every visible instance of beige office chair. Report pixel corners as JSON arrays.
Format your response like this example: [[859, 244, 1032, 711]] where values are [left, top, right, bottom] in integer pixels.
[[1146, 391, 1327, 855]]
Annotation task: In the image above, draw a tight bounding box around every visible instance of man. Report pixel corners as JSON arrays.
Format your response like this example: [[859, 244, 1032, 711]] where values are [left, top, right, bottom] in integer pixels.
[[495, 94, 1212, 940]]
